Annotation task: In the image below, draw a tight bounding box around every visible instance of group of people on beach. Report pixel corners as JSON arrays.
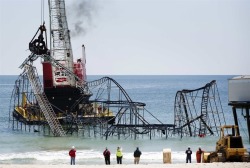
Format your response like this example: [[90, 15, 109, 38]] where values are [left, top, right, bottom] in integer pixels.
[[69, 146, 142, 165], [103, 146, 142, 165], [185, 147, 204, 163], [69, 145, 203, 165]]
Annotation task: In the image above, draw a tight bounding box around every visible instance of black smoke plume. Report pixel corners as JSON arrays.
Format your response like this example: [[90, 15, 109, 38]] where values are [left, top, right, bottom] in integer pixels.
[[66, 0, 98, 38]]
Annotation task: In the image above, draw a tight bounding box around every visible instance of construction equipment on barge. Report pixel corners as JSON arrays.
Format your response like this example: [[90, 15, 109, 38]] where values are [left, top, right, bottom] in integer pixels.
[[9, 0, 175, 139]]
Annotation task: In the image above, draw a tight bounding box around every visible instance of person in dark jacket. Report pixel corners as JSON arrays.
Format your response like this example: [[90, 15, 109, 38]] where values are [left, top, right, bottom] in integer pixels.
[[69, 146, 76, 165], [103, 147, 111, 165], [185, 147, 192, 163], [133, 147, 142, 164]]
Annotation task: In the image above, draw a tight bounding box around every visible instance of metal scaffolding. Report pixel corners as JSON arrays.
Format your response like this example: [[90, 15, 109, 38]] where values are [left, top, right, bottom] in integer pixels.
[[173, 80, 226, 138], [9, 73, 174, 139]]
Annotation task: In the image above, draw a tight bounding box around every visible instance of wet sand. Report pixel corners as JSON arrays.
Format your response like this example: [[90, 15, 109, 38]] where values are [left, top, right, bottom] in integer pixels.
[[0, 163, 249, 168]]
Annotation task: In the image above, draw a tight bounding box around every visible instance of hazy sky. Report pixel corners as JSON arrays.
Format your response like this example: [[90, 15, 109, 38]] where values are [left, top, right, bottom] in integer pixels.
[[0, 0, 249, 75]]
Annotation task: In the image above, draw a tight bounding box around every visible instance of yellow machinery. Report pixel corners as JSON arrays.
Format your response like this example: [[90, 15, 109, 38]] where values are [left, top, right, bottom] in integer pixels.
[[14, 92, 44, 122], [205, 125, 250, 162]]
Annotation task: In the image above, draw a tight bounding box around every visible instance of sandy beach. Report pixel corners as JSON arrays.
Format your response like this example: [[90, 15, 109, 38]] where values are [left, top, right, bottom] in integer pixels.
[[0, 163, 249, 168]]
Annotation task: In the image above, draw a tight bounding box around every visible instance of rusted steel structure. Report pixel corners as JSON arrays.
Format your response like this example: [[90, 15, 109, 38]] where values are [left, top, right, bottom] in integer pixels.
[[173, 80, 226, 138]]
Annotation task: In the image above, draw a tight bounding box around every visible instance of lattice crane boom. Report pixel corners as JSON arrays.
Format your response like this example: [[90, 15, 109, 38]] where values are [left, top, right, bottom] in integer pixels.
[[48, 0, 75, 87]]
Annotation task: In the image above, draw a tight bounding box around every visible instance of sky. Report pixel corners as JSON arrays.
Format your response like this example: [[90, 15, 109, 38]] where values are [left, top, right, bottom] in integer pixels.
[[0, 0, 249, 75]]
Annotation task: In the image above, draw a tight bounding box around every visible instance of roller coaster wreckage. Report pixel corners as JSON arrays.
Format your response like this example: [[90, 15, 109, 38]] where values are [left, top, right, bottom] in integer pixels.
[[10, 60, 174, 139], [10, 65, 226, 139], [173, 80, 226, 138], [9, 0, 226, 139]]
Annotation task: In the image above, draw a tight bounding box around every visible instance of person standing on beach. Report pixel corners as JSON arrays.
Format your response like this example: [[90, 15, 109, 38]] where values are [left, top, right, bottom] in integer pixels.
[[196, 147, 204, 163], [116, 147, 123, 164], [103, 147, 111, 165], [185, 147, 192, 163], [133, 147, 142, 164], [69, 146, 76, 165]]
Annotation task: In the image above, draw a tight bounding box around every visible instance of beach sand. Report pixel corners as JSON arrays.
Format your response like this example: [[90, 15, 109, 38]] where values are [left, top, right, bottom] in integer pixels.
[[0, 163, 249, 168]]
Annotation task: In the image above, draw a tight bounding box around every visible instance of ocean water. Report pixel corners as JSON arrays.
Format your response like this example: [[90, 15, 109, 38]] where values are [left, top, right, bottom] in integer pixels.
[[0, 75, 249, 165]]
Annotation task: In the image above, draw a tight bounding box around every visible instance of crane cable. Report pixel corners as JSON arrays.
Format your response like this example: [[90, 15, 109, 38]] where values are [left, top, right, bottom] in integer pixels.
[[41, 0, 45, 25]]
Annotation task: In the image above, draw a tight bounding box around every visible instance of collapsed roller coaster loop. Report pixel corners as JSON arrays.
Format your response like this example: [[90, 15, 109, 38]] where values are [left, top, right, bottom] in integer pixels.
[[85, 76, 174, 140], [173, 80, 226, 138]]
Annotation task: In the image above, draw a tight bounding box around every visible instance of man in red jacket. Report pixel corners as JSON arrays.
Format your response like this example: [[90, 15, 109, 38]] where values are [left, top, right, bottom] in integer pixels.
[[103, 147, 111, 165], [196, 147, 204, 163], [69, 146, 76, 165]]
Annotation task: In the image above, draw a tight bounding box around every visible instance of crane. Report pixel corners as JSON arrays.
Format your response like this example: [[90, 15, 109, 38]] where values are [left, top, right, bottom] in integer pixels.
[[27, 0, 89, 114], [17, 0, 89, 136], [10, 0, 171, 139]]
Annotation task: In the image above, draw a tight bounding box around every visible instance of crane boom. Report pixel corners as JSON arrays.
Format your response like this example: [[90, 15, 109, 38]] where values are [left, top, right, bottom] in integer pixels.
[[48, 0, 75, 87], [41, 0, 87, 113]]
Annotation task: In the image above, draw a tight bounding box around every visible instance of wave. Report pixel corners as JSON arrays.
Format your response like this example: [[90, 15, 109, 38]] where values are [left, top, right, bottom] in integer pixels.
[[0, 150, 188, 164]]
